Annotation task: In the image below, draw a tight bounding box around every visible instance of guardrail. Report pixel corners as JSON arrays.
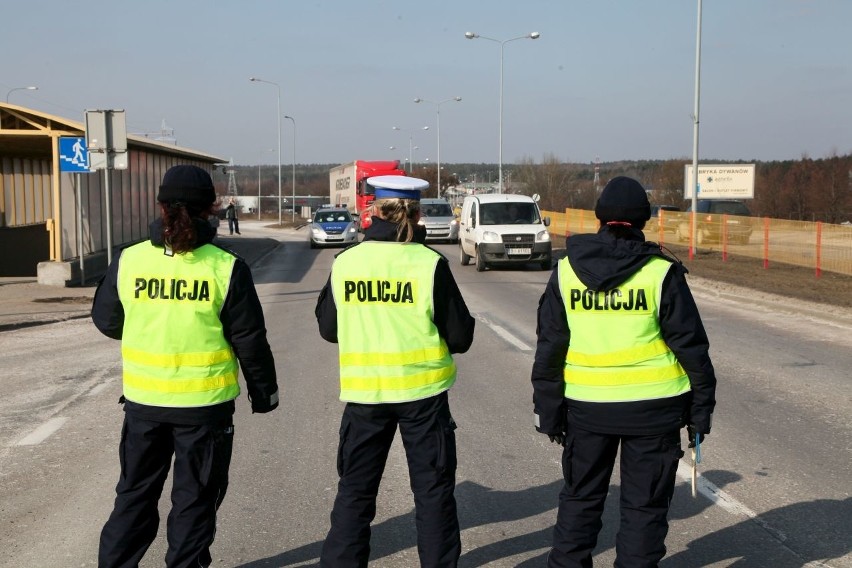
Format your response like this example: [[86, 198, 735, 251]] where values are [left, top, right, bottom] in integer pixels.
[[544, 208, 852, 278]]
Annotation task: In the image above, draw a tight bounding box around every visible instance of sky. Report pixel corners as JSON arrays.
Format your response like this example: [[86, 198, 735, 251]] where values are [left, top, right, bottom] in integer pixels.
[[4, 0, 851, 167]]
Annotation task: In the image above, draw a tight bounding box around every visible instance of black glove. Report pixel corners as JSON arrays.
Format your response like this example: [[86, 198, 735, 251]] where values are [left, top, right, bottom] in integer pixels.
[[548, 433, 565, 446], [249, 390, 279, 414], [687, 425, 708, 448]]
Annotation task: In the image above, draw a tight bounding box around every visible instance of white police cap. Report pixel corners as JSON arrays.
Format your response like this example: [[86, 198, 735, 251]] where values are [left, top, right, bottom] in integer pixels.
[[367, 175, 429, 200]]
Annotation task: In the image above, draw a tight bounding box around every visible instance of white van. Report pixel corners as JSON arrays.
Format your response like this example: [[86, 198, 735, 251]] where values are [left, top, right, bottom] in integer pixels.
[[458, 193, 552, 271]]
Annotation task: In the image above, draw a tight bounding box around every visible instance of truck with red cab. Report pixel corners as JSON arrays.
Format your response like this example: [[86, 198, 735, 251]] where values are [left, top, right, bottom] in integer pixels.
[[329, 160, 406, 231]]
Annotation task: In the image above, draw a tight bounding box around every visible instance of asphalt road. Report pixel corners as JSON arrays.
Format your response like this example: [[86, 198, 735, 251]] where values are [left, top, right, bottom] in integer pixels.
[[1, 222, 850, 567]]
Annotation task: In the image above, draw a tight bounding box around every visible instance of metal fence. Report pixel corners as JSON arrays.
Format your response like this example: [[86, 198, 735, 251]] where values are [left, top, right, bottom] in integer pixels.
[[544, 208, 852, 278]]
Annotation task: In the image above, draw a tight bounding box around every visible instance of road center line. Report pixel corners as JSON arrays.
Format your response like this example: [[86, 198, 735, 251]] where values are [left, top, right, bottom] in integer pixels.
[[15, 417, 68, 446], [476, 315, 532, 351], [673, 460, 836, 566], [87, 383, 110, 396], [676, 460, 758, 519]]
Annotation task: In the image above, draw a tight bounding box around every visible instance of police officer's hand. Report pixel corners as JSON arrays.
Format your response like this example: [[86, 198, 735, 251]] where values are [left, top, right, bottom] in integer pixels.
[[687, 425, 708, 448], [249, 390, 279, 414], [548, 433, 566, 446]]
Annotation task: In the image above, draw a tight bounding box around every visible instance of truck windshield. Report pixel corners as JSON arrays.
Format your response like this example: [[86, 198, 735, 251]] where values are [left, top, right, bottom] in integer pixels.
[[359, 181, 374, 196], [480, 202, 540, 225]]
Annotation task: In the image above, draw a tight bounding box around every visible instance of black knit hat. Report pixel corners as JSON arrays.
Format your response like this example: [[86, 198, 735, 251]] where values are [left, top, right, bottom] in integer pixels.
[[595, 176, 651, 226], [157, 165, 216, 206]]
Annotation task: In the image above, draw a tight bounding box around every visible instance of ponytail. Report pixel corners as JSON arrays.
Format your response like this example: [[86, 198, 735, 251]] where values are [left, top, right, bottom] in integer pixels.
[[372, 198, 420, 242]]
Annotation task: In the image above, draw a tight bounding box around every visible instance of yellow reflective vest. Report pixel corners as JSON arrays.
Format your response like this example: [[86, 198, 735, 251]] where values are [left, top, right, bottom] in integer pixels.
[[117, 242, 240, 407], [331, 241, 456, 403], [558, 256, 691, 402]]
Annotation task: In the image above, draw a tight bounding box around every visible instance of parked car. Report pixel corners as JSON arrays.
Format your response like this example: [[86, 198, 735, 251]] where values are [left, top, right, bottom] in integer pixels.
[[418, 198, 459, 243], [677, 199, 753, 245], [647, 205, 681, 233], [308, 206, 358, 248]]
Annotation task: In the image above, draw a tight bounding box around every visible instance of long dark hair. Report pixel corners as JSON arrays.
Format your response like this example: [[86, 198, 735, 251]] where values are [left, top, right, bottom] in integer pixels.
[[159, 201, 212, 254]]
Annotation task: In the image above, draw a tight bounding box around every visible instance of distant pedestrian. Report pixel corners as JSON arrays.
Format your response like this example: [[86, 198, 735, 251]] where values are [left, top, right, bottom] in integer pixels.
[[92, 165, 279, 568], [531, 176, 717, 567], [315, 175, 475, 568], [225, 197, 240, 235]]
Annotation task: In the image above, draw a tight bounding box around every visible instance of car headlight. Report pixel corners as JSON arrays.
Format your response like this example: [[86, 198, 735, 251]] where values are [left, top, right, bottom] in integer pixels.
[[482, 231, 500, 242], [311, 226, 325, 236], [450, 219, 458, 226], [347, 226, 357, 234], [536, 230, 551, 242], [417, 218, 426, 226]]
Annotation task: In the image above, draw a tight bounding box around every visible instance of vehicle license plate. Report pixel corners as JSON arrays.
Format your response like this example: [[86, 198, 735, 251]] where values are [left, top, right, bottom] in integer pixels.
[[509, 247, 531, 255]]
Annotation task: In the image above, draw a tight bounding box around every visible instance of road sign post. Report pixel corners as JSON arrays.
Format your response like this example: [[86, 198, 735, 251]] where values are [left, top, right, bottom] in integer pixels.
[[59, 137, 94, 284], [85, 110, 128, 266]]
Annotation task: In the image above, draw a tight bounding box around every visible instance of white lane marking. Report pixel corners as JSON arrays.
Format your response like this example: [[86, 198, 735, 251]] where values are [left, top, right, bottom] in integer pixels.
[[87, 382, 110, 396], [677, 460, 761, 518], [476, 314, 532, 351], [674, 460, 839, 567], [15, 417, 68, 446]]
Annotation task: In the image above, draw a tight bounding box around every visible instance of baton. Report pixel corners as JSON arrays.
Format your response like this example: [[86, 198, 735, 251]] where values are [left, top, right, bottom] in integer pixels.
[[691, 432, 701, 498]]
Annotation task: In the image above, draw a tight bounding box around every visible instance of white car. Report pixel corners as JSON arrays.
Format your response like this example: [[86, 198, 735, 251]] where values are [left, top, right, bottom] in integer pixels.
[[309, 207, 358, 248]]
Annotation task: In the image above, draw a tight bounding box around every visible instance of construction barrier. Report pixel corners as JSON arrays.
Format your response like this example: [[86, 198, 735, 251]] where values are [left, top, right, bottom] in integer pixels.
[[544, 208, 852, 278]]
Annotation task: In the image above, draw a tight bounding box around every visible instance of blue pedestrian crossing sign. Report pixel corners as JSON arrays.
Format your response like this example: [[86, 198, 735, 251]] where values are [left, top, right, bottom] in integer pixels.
[[59, 137, 92, 173]]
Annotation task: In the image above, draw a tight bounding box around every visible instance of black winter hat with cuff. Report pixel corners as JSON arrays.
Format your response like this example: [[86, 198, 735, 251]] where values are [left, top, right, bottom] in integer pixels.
[[157, 165, 216, 206], [595, 176, 651, 226]]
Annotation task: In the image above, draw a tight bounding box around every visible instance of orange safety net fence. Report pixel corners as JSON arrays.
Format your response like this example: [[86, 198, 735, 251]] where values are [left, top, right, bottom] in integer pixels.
[[544, 208, 852, 278]]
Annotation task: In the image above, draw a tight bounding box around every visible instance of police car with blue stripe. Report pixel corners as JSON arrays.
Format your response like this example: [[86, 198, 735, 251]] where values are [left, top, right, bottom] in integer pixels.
[[309, 206, 359, 248]]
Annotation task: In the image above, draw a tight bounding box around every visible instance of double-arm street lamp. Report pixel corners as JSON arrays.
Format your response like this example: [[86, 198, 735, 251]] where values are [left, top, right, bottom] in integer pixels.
[[284, 115, 296, 223], [392, 126, 429, 173], [6, 85, 38, 103], [249, 77, 283, 224], [465, 31, 540, 193], [414, 97, 462, 199]]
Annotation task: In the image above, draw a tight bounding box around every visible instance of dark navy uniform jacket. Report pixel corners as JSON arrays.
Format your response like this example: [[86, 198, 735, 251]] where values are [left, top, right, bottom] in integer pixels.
[[92, 217, 278, 424], [532, 227, 717, 437], [315, 217, 475, 356]]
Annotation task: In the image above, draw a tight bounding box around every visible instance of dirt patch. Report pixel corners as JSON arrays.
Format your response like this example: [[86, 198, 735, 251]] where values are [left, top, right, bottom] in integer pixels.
[[663, 244, 852, 309]]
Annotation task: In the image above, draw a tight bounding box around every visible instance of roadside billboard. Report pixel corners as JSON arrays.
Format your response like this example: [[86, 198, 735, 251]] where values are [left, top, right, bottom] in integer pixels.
[[683, 164, 755, 199]]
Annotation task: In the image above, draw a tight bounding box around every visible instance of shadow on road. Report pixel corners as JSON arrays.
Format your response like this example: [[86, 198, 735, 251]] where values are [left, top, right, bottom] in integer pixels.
[[232, 468, 852, 567]]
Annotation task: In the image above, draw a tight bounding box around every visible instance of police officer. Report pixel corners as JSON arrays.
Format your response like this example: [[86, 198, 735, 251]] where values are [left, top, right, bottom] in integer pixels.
[[315, 175, 475, 568], [92, 165, 279, 568], [531, 176, 717, 568]]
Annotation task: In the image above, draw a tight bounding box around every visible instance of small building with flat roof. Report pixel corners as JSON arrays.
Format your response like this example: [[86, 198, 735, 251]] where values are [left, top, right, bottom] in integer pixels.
[[0, 102, 226, 284]]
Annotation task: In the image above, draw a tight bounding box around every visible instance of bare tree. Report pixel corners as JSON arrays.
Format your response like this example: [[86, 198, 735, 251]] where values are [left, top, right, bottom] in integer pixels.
[[516, 153, 577, 211]]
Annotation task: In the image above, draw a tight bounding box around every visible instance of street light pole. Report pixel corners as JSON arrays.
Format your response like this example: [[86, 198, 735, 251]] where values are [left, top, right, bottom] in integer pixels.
[[250, 77, 282, 225], [414, 97, 462, 199], [284, 115, 296, 223], [689, 0, 703, 260], [392, 126, 428, 173], [6, 85, 38, 103], [257, 148, 273, 220], [465, 31, 540, 193]]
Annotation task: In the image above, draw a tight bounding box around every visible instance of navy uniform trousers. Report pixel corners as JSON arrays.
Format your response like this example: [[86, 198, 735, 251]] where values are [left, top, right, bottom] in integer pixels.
[[548, 428, 683, 568], [320, 391, 460, 568], [98, 413, 234, 568]]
